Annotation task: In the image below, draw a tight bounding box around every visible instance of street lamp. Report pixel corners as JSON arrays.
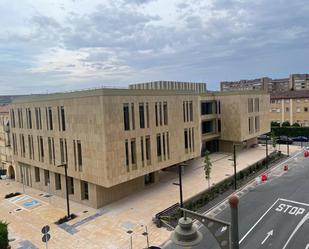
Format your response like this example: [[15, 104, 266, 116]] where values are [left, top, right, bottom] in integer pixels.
[[265, 135, 269, 169], [57, 163, 71, 219], [171, 195, 240, 249], [173, 162, 187, 211]]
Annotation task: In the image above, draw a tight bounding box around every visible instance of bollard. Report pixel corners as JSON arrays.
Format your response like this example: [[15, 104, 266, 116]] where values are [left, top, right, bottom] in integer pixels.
[[229, 195, 239, 249], [261, 174, 268, 182]]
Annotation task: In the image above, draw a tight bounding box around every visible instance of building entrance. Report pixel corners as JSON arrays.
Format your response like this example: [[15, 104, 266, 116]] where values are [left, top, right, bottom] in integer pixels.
[[19, 163, 32, 187], [201, 140, 219, 156]]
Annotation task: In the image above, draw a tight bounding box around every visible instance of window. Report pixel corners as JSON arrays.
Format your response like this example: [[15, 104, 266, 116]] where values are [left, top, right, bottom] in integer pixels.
[[248, 98, 253, 113], [44, 170, 50, 186], [201, 102, 213, 115], [20, 134, 25, 157], [37, 136, 44, 162], [123, 104, 130, 130], [156, 134, 162, 159], [145, 136, 151, 163], [131, 103, 135, 130], [202, 121, 213, 134], [155, 103, 159, 126], [77, 140, 82, 171], [35, 107, 42, 129], [162, 133, 166, 160], [141, 137, 144, 164], [28, 135, 34, 159], [248, 117, 254, 134], [35, 167, 40, 182], [68, 177, 74, 195], [218, 119, 221, 133], [217, 101, 221, 114], [55, 173, 61, 190], [10, 109, 16, 128], [60, 138, 67, 164], [139, 103, 145, 128], [305, 107, 308, 112], [131, 139, 136, 165], [26, 108, 32, 129], [189, 101, 193, 121], [285, 107, 289, 112], [255, 116, 260, 132], [163, 102, 168, 125], [12, 133, 18, 155], [17, 108, 23, 128], [159, 102, 162, 126], [81, 181, 89, 200], [254, 98, 259, 112], [60, 106, 66, 131], [146, 103, 150, 128], [183, 102, 186, 122], [125, 140, 129, 167], [184, 129, 188, 152], [46, 107, 53, 130]]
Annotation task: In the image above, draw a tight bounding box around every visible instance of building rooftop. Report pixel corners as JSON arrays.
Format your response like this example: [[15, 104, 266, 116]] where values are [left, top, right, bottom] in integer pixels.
[[270, 90, 309, 99]]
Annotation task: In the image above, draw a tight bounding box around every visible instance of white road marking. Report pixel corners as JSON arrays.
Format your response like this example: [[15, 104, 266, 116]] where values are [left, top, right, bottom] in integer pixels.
[[282, 211, 309, 249], [221, 226, 227, 233], [239, 199, 280, 244], [261, 230, 273, 245], [279, 198, 309, 207], [305, 244, 309, 249]]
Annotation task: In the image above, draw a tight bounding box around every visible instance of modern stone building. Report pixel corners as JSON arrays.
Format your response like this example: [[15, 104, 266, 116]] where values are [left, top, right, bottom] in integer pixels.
[[221, 74, 309, 93], [0, 105, 14, 179], [129, 81, 207, 93], [9, 88, 269, 208], [270, 90, 309, 126]]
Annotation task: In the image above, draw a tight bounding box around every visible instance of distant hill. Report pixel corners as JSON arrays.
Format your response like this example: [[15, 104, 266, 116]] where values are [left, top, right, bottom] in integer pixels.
[[0, 95, 24, 105]]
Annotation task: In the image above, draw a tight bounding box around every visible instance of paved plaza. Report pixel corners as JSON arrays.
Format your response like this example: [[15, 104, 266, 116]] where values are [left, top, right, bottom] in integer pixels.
[[0, 145, 300, 249]]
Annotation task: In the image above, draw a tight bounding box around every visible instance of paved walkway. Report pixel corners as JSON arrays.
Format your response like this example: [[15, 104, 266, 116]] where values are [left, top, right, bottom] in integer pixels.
[[0, 145, 300, 249]]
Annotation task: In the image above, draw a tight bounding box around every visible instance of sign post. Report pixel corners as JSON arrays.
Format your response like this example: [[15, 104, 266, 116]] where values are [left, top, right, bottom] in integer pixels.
[[41, 225, 51, 249]]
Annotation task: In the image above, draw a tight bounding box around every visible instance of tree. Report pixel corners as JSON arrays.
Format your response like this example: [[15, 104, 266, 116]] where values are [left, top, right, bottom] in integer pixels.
[[0, 221, 9, 249], [281, 121, 291, 127], [204, 150, 212, 188], [271, 121, 280, 127], [292, 122, 300, 127]]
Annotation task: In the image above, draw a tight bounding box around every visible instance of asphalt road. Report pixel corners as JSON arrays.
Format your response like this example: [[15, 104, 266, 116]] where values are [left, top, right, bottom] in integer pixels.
[[163, 149, 309, 249]]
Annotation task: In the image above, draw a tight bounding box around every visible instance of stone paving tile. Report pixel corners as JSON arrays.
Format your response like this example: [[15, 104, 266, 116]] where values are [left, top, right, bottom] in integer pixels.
[[0, 145, 300, 249]]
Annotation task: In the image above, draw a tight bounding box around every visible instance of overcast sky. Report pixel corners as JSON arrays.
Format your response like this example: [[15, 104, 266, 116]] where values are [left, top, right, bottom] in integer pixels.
[[1, 0, 308, 94]]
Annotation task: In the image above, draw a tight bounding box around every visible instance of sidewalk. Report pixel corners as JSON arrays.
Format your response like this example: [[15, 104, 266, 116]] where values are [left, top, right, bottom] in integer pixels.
[[0, 145, 300, 249]]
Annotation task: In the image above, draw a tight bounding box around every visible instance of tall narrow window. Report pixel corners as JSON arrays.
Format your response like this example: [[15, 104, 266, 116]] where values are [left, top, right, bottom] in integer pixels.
[[146, 103, 150, 128], [20, 134, 25, 157], [255, 98, 259, 112], [77, 140, 82, 171], [35, 107, 42, 129], [26, 108, 32, 129], [44, 170, 50, 186], [191, 129, 195, 152], [131, 139, 136, 165], [35, 167, 40, 182], [146, 136, 151, 164], [159, 102, 162, 126], [60, 138, 64, 163], [183, 102, 186, 122], [40, 136, 44, 162], [141, 137, 144, 165], [81, 181, 89, 200], [131, 103, 135, 130], [55, 173, 61, 190], [166, 132, 170, 159], [188, 128, 192, 152], [156, 134, 161, 159], [125, 140, 129, 167], [60, 106, 66, 131], [28, 135, 34, 159], [155, 103, 158, 126], [48, 107, 53, 130], [123, 103, 130, 130], [17, 108, 23, 128], [163, 102, 168, 125], [73, 140, 77, 170], [139, 103, 145, 128], [189, 101, 193, 122], [10, 109, 16, 128], [68, 177, 74, 195], [162, 133, 166, 160], [184, 129, 188, 152], [48, 137, 53, 164]]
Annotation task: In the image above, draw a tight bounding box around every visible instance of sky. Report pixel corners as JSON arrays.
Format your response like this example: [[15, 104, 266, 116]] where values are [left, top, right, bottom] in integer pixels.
[[0, 0, 309, 94]]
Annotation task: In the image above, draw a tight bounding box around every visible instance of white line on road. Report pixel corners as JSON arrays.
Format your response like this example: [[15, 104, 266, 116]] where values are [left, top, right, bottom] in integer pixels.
[[239, 199, 280, 244], [282, 211, 309, 249], [279, 198, 309, 207], [261, 230, 273, 245], [305, 244, 309, 249]]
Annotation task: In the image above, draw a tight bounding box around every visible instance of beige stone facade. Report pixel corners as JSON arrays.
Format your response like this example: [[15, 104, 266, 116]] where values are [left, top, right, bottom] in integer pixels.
[[270, 90, 309, 126], [0, 106, 15, 179], [9, 88, 269, 208]]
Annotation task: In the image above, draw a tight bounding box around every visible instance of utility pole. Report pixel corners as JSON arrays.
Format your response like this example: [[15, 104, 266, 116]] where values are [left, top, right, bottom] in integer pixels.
[[265, 136, 268, 169], [57, 163, 70, 219], [178, 164, 183, 209], [233, 145, 237, 190]]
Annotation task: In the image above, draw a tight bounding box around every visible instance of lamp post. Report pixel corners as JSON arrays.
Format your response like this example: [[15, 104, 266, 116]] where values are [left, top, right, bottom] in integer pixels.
[[57, 163, 70, 219], [265, 135, 269, 169], [171, 195, 240, 249], [173, 163, 187, 211]]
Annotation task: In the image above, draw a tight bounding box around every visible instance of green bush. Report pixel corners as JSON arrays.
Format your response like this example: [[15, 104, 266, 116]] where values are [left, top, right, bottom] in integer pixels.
[[0, 221, 9, 249], [282, 121, 291, 127]]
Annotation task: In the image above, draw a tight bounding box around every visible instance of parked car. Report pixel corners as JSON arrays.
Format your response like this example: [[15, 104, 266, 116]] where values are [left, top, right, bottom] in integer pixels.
[[292, 136, 308, 142], [277, 136, 293, 144], [258, 134, 271, 141]]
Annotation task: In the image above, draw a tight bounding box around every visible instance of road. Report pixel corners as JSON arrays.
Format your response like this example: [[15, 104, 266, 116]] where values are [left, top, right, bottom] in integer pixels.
[[163, 149, 309, 249]]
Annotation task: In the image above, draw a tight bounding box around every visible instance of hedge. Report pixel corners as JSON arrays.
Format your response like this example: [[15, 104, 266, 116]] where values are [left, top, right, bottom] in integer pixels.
[[0, 221, 9, 249], [272, 127, 309, 137]]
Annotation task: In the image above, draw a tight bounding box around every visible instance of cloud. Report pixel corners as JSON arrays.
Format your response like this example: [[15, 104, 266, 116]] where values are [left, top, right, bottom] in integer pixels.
[[0, 0, 309, 94]]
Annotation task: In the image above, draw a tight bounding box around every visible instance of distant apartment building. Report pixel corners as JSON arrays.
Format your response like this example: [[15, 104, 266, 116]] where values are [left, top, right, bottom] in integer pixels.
[[0, 106, 14, 178], [9, 88, 269, 208], [129, 81, 207, 93], [270, 90, 309, 126], [221, 74, 309, 93]]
